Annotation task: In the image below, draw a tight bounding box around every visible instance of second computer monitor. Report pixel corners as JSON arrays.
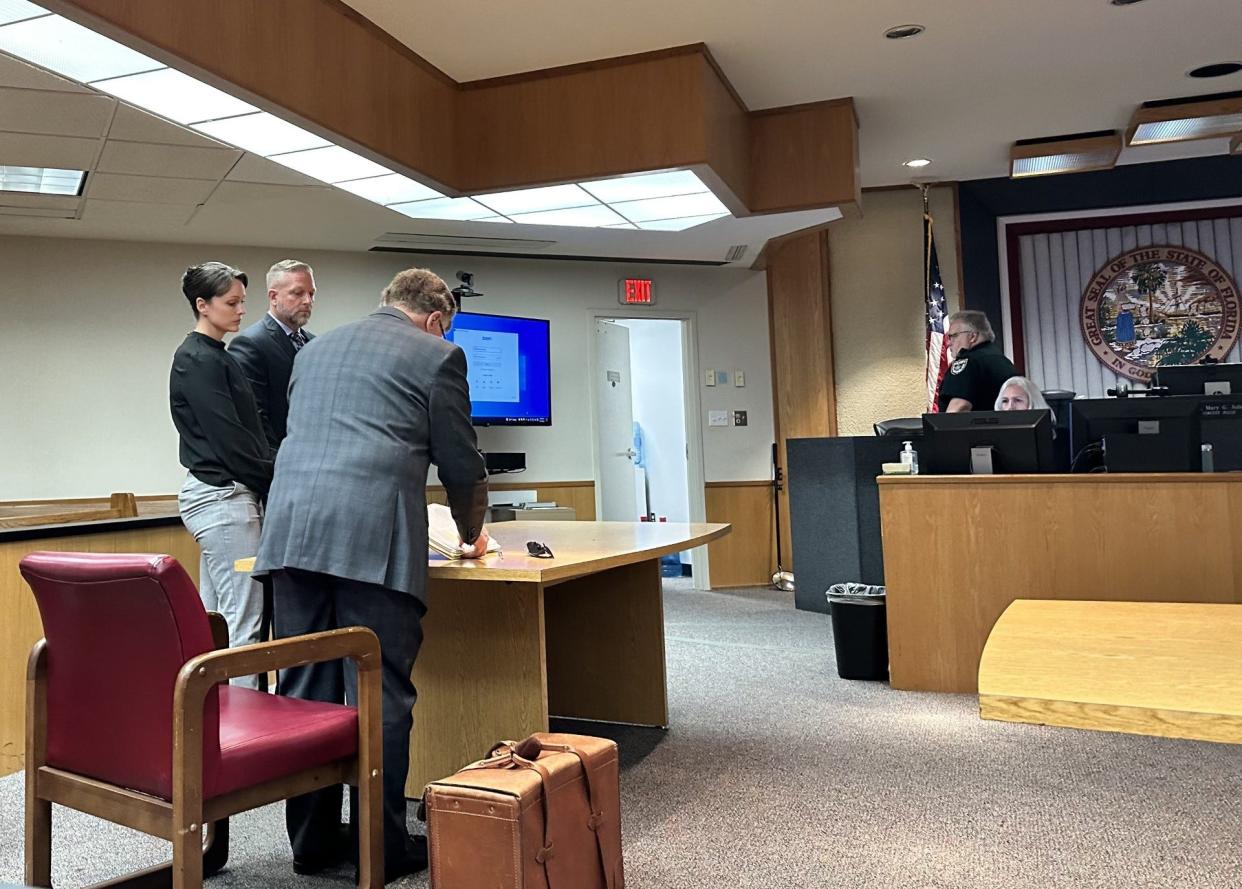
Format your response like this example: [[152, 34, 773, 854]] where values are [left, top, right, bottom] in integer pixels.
[[920, 410, 1056, 475], [1155, 363, 1242, 396]]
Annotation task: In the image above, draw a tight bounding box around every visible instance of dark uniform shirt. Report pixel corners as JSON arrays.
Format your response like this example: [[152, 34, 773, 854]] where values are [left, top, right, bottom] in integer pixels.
[[936, 340, 1019, 412], [170, 331, 274, 495]]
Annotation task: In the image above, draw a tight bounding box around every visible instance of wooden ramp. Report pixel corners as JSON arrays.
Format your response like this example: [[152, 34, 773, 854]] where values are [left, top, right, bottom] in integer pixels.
[[978, 599, 1242, 744]]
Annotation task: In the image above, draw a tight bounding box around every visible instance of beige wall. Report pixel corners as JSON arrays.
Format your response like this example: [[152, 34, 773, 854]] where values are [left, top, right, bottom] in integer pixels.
[[829, 186, 963, 435], [0, 236, 775, 500]]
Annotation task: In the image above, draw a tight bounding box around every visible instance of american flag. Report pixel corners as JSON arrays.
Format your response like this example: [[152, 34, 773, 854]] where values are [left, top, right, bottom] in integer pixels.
[[924, 210, 950, 412]]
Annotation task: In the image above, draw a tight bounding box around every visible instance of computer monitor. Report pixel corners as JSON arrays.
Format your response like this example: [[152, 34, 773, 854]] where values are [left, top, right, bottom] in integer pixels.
[[920, 410, 1056, 474], [1069, 396, 1202, 473], [1155, 363, 1242, 396], [1196, 395, 1242, 472]]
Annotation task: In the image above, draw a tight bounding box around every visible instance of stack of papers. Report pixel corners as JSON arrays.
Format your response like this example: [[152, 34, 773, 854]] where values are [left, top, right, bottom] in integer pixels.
[[428, 503, 501, 559]]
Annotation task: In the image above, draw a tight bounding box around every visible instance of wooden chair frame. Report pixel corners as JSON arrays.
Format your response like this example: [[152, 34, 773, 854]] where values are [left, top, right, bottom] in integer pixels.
[[25, 622, 385, 889]]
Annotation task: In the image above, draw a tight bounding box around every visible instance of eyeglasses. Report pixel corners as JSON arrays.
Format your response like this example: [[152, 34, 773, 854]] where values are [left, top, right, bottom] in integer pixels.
[[947, 330, 973, 341], [526, 541, 554, 559]]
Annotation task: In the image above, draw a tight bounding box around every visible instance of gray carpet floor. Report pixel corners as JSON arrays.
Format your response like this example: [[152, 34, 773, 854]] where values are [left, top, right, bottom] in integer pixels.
[[2, 580, 1241, 888]]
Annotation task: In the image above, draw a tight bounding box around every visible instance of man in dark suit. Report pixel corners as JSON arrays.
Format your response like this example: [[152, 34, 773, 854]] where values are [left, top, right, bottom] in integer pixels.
[[228, 259, 317, 450], [254, 267, 489, 881]]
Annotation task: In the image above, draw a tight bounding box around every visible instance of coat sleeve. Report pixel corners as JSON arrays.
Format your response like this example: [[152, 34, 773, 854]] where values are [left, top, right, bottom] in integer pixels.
[[427, 346, 488, 543], [227, 333, 278, 450]]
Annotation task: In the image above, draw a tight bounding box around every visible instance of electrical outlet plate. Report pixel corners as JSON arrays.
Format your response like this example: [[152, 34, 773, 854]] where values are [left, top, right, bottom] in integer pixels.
[[733, 410, 748, 426], [705, 369, 716, 387], [734, 370, 745, 387]]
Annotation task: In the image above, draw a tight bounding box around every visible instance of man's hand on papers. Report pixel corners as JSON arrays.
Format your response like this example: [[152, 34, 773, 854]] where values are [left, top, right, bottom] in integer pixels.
[[459, 527, 491, 559]]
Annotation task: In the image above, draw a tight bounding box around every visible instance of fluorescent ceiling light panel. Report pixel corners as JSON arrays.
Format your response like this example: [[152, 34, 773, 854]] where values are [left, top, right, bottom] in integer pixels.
[[474, 184, 595, 216], [95, 67, 257, 124], [0, 0, 48, 26], [267, 145, 390, 183], [0, 14, 161, 82], [637, 213, 729, 231], [1011, 152, 1111, 178], [390, 197, 494, 221], [1131, 114, 1242, 144], [611, 191, 729, 223], [338, 173, 442, 205], [193, 112, 328, 156], [507, 204, 628, 227], [580, 170, 709, 203], [0, 164, 84, 195]]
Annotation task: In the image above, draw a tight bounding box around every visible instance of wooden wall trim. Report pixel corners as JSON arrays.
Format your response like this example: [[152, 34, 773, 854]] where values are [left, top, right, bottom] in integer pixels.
[[705, 480, 771, 488], [52, 1, 857, 215]]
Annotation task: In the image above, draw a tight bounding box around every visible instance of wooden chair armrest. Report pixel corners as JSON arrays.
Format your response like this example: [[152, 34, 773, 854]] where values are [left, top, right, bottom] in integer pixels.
[[178, 627, 380, 692]]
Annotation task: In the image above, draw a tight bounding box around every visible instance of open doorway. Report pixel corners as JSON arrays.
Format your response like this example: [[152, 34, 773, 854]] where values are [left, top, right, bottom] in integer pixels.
[[590, 312, 710, 587]]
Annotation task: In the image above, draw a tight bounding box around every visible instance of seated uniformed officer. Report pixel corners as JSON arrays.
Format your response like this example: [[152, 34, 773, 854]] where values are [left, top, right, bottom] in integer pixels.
[[937, 310, 1019, 412]]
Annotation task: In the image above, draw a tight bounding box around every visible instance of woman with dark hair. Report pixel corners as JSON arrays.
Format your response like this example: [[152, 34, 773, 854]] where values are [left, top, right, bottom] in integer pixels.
[[169, 262, 273, 686]]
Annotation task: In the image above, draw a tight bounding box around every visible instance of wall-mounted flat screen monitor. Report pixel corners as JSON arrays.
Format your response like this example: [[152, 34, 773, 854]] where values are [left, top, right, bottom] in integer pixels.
[[446, 311, 551, 426]]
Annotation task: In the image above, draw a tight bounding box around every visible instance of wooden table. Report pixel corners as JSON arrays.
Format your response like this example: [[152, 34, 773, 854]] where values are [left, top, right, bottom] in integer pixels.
[[240, 521, 729, 792], [979, 599, 1242, 744], [877, 473, 1242, 693]]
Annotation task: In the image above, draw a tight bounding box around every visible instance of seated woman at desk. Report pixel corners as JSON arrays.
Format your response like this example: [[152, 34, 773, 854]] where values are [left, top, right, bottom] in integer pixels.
[[995, 376, 1054, 420], [169, 262, 274, 686]]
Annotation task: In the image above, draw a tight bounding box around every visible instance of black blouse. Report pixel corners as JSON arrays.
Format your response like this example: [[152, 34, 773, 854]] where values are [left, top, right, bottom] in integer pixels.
[[169, 332, 274, 496]]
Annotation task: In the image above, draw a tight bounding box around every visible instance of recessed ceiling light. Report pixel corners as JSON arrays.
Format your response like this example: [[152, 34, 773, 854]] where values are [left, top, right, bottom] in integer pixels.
[[1188, 62, 1242, 79], [903, 158, 932, 168], [884, 24, 925, 40], [580, 170, 709, 203], [193, 112, 329, 156], [0, 164, 85, 195], [0, 13, 162, 83], [337, 173, 442, 205], [94, 67, 257, 124], [0, 0, 50, 26], [474, 183, 596, 216], [266, 145, 391, 183]]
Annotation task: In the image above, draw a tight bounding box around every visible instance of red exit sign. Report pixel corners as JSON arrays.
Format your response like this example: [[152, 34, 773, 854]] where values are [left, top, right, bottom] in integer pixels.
[[618, 278, 655, 305]]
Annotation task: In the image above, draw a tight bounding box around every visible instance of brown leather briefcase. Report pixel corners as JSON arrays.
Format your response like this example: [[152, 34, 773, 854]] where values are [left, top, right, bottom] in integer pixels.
[[423, 732, 625, 889]]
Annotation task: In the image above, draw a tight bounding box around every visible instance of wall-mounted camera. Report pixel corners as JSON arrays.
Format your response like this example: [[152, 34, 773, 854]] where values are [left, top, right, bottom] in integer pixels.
[[451, 270, 483, 306]]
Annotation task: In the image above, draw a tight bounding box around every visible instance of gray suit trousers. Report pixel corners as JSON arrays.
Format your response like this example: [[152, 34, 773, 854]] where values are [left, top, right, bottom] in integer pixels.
[[272, 568, 426, 865]]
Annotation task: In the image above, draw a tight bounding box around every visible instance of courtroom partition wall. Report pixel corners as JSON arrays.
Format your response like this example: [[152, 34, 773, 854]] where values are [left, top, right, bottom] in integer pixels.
[[877, 473, 1242, 694]]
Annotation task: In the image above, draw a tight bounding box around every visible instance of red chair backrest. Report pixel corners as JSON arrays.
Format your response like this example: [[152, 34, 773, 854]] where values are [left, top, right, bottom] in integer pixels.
[[20, 552, 222, 800]]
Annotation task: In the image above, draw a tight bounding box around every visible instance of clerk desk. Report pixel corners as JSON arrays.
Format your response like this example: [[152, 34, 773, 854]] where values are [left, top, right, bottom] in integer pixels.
[[878, 473, 1242, 693]]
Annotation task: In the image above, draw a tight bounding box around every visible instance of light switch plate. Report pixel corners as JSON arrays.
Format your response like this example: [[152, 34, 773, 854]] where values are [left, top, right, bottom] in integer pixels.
[[734, 370, 745, 387], [708, 410, 730, 427], [705, 369, 716, 387]]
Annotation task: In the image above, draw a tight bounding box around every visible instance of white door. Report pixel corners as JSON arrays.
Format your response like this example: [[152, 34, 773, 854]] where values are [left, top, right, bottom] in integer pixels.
[[594, 320, 639, 521]]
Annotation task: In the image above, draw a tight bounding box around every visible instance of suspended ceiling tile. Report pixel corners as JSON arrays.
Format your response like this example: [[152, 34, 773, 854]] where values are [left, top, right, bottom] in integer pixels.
[[0, 86, 114, 137], [85, 171, 216, 205], [0, 191, 80, 210], [224, 152, 323, 187], [0, 131, 98, 169], [106, 103, 227, 149], [0, 52, 89, 92], [80, 197, 197, 226], [96, 140, 240, 179]]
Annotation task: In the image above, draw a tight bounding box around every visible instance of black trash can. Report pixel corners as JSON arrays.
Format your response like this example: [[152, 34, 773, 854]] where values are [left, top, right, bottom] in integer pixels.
[[829, 595, 889, 680]]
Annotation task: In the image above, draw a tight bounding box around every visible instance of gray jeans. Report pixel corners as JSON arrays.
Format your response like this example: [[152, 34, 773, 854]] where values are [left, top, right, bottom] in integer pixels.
[[178, 472, 265, 689]]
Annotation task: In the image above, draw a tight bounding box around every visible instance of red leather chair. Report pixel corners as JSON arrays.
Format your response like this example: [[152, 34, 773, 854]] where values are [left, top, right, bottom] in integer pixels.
[[21, 551, 384, 889]]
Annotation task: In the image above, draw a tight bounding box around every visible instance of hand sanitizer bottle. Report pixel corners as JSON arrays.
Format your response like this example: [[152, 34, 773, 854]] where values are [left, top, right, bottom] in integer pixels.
[[900, 441, 919, 475]]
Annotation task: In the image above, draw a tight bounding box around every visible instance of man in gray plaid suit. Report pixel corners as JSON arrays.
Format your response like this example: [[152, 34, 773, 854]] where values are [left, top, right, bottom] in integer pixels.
[[254, 267, 489, 881]]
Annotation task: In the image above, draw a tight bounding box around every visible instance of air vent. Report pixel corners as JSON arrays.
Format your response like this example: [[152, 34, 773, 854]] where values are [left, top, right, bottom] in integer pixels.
[[724, 244, 748, 262], [372, 232, 556, 251]]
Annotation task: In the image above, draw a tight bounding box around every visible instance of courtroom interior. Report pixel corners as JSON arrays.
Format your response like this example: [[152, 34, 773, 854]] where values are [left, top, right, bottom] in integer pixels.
[[2, 1, 1242, 887]]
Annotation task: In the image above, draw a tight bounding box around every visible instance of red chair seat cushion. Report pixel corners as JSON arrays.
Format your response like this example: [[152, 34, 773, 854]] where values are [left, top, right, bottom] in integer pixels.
[[208, 687, 358, 800]]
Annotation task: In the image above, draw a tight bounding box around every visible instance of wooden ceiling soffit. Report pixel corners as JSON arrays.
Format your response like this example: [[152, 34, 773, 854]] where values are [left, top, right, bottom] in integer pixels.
[[50, 1, 859, 216]]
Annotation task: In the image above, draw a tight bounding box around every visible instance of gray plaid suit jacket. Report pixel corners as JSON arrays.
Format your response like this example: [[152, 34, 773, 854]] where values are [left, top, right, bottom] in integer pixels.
[[254, 306, 488, 599]]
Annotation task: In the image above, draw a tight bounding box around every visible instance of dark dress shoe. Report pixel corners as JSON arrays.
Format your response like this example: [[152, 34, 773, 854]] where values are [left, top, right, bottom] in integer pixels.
[[293, 823, 352, 875]]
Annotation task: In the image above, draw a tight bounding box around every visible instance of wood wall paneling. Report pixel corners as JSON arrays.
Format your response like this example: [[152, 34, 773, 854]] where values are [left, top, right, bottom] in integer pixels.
[[1, 525, 201, 777], [704, 481, 774, 588], [766, 229, 838, 570]]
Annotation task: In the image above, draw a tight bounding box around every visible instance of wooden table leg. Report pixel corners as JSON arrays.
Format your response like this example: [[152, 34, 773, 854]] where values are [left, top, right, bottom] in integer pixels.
[[543, 558, 669, 727], [406, 579, 548, 795]]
